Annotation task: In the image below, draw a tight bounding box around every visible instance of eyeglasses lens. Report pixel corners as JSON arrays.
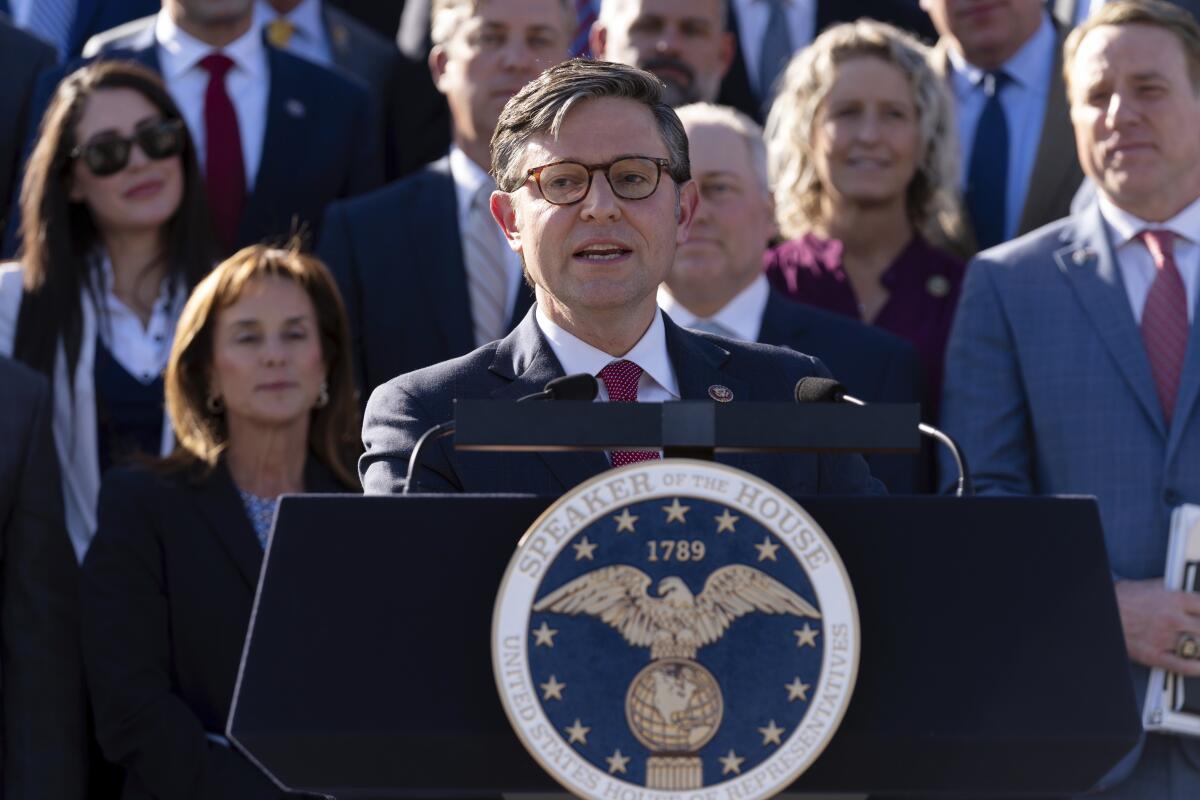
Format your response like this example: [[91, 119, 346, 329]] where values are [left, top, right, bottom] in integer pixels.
[[539, 157, 661, 204]]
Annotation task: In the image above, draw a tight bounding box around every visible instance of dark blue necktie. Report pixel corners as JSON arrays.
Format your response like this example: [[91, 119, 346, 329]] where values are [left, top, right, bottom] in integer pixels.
[[966, 70, 1010, 251]]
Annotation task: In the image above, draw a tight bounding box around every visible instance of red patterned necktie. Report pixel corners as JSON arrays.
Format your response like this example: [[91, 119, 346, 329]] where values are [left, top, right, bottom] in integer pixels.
[[200, 54, 246, 253], [1139, 229, 1189, 424], [597, 360, 659, 467]]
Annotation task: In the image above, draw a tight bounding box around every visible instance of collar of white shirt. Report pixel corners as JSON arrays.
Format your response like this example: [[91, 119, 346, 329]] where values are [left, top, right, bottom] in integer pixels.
[[449, 144, 496, 220], [948, 10, 1054, 96], [656, 274, 769, 342], [1098, 193, 1200, 248], [535, 306, 681, 400], [156, 10, 268, 83], [253, 0, 324, 45]]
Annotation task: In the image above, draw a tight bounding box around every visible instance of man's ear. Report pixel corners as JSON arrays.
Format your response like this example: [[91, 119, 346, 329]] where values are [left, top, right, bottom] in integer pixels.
[[589, 20, 608, 58], [675, 180, 700, 244], [491, 190, 524, 254], [428, 44, 449, 89]]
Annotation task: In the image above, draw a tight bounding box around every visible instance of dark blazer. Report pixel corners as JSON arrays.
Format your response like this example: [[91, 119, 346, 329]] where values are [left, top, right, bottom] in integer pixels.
[[717, 0, 936, 122], [757, 289, 924, 492], [0, 357, 87, 799], [361, 308, 884, 498], [317, 156, 534, 398], [5, 16, 383, 256], [0, 19, 55, 238], [80, 457, 352, 800]]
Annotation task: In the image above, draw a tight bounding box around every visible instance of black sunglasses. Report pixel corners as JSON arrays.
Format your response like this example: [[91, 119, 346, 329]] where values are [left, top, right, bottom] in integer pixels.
[[70, 118, 186, 177]]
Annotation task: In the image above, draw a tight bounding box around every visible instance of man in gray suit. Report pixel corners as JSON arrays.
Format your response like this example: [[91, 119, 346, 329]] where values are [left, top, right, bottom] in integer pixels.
[[361, 59, 882, 498], [924, 0, 1083, 251], [941, 1, 1200, 794]]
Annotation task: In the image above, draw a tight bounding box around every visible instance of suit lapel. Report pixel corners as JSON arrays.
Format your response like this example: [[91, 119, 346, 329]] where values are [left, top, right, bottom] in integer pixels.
[[239, 46, 297, 245], [487, 313, 610, 490], [189, 462, 263, 590], [1166, 295, 1200, 460], [756, 290, 805, 348], [67, 0, 99, 55], [321, 6, 359, 74], [1056, 205, 1165, 436], [415, 160, 474, 357], [664, 314, 751, 402], [1017, 26, 1079, 235]]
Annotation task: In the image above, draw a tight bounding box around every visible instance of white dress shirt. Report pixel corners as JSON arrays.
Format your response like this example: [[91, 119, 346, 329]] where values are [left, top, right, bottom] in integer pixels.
[[535, 306, 681, 402], [1098, 194, 1200, 324], [155, 11, 269, 189], [450, 145, 524, 322], [949, 11, 1055, 241], [93, 254, 184, 384], [253, 0, 333, 67], [731, 0, 815, 95], [657, 274, 770, 342]]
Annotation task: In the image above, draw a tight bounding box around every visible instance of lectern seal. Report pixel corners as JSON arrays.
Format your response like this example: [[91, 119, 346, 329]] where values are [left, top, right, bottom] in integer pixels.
[[492, 460, 859, 800]]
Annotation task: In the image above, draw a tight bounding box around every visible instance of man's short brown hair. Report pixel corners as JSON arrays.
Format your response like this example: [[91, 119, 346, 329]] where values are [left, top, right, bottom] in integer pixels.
[[490, 58, 691, 193], [1064, 0, 1200, 94]]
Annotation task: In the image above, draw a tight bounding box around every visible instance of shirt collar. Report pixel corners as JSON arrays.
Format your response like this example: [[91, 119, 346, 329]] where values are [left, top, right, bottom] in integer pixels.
[[156, 9, 267, 81], [90, 250, 180, 316], [948, 10, 1054, 95], [254, 0, 324, 43], [449, 144, 496, 220], [656, 274, 769, 342], [535, 306, 680, 399], [1098, 192, 1200, 247]]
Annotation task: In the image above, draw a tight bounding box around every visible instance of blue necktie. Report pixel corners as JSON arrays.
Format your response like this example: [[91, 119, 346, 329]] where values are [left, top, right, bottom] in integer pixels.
[[23, 0, 76, 60], [758, 0, 793, 113], [965, 70, 1010, 251]]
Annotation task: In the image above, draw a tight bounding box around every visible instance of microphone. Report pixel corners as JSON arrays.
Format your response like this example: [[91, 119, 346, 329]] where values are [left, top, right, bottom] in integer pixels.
[[402, 373, 599, 494], [794, 377, 973, 497]]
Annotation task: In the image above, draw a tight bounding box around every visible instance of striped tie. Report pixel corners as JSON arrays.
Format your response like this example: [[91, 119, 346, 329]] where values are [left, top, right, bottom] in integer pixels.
[[757, 0, 794, 112], [462, 182, 511, 347], [598, 360, 660, 467], [23, 0, 77, 59], [1140, 229, 1189, 424]]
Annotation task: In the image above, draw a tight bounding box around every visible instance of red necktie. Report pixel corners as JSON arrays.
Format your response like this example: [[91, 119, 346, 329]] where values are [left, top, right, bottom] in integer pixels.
[[200, 54, 246, 253], [1139, 229, 1189, 424], [597, 360, 659, 467]]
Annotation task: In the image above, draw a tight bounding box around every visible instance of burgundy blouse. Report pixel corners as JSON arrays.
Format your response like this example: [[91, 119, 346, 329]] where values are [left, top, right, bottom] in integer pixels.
[[765, 232, 966, 416]]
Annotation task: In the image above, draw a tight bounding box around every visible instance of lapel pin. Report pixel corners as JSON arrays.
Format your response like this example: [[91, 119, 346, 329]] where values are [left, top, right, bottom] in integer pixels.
[[708, 385, 734, 403], [1072, 248, 1093, 265], [285, 99, 306, 118], [925, 274, 951, 298], [332, 23, 349, 49]]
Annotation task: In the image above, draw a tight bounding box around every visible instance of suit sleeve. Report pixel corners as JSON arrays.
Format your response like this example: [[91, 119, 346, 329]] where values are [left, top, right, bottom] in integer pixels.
[[939, 258, 1036, 496], [80, 473, 284, 800], [360, 380, 462, 494], [2, 376, 87, 800], [316, 201, 367, 396]]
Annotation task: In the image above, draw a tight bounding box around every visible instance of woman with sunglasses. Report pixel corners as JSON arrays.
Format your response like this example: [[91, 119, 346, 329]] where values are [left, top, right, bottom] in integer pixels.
[[0, 61, 214, 562]]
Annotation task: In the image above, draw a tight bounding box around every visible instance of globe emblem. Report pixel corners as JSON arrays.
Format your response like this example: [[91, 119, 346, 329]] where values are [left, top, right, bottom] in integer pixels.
[[625, 659, 723, 752]]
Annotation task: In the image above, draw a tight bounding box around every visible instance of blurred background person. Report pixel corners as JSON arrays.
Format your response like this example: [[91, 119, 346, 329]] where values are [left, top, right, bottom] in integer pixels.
[[81, 245, 361, 799], [0, 0, 157, 60], [764, 20, 965, 418], [1054, 0, 1200, 27], [660, 102, 924, 491], [0, 60, 213, 562], [923, 0, 1082, 251], [318, 0, 572, 398], [0, 19, 56, 238], [0, 355, 87, 799]]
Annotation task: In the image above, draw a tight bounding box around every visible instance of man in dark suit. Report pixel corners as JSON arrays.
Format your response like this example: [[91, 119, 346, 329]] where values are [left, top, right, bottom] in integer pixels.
[[0, 356, 87, 799], [1053, 0, 1200, 26], [0, 0, 157, 59], [318, 0, 573, 398], [925, 0, 1083, 252], [361, 59, 882, 498], [46, 0, 382, 255], [661, 102, 924, 492], [940, 2, 1200, 793], [0, 18, 55, 238]]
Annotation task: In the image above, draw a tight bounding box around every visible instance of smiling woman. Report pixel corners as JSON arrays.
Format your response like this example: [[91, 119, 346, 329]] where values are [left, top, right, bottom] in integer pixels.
[[0, 61, 214, 562]]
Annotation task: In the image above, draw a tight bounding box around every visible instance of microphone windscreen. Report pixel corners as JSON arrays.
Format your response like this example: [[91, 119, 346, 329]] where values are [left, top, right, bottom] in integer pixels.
[[794, 377, 846, 404], [545, 373, 599, 401]]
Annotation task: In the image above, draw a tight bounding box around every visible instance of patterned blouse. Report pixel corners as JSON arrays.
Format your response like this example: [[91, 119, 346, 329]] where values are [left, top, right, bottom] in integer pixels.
[[238, 489, 278, 549]]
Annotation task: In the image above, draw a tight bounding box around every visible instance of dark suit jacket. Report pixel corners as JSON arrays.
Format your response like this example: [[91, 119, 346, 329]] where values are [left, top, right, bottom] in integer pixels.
[[361, 308, 884, 498], [0, 0, 158, 57], [0, 19, 55, 239], [0, 357, 86, 799], [757, 289, 924, 492], [4, 16, 383, 256], [717, 0, 936, 122], [932, 23, 1083, 251], [80, 458, 352, 800], [317, 156, 534, 398]]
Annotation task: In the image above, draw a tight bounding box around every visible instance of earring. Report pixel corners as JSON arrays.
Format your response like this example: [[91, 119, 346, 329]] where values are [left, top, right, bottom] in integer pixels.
[[314, 380, 329, 409], [205, 390, 224, 414]]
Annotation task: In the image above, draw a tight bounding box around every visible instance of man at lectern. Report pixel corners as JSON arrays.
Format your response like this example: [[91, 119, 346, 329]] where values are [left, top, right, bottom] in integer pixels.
[[941, 1, 1200, 794], [360, 59, 883, 498]]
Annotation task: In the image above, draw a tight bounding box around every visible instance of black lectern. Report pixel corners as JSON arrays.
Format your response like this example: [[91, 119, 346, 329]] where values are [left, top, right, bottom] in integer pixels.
[[228, 404, 1140, 798]]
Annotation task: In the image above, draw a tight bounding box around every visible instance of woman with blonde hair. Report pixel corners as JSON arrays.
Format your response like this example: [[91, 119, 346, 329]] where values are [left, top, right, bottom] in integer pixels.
[[80, 245, 360, 799], [764, 19, 966, 414]]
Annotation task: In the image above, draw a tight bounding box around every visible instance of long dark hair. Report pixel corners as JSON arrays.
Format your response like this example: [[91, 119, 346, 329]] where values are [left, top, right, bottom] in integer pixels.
[[13, 60, 214, 381]]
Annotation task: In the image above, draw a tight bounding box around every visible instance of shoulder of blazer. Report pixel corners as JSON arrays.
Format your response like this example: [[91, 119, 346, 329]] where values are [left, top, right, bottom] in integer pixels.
[[85, 14, 157, 56], [327, 157, 453, 228], [268, 44, 372, 103], [323, 4, 400, 65]]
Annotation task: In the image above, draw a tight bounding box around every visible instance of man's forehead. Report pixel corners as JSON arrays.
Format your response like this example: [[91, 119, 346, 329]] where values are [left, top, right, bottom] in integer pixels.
[[613, 0, 722, 23], [468, 0, 565, 30], [518, 97, 669, 166], [1073, 23, 1187, 80], [686, 124, 752, 176]]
